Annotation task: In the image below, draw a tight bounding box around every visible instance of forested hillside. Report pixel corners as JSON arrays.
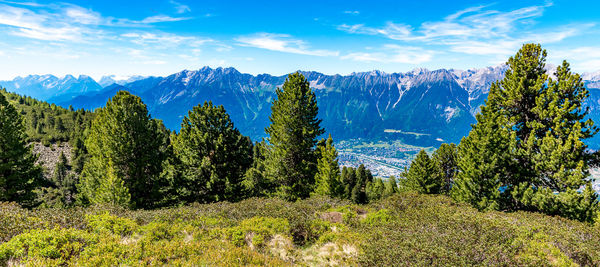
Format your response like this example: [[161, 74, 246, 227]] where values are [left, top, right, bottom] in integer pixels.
[[1, 44, 600, 266]]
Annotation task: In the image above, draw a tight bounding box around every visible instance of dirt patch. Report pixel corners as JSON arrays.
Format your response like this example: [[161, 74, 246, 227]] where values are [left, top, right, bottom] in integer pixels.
[[319, 212, 343, 224]]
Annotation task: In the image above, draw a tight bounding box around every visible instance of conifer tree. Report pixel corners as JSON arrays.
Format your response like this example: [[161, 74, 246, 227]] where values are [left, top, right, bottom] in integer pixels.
[[264, 72, 325, 200], [453, 44, 599, 221], [405, 149, 442, 194], [351, 164, 370, 204], [341, 167, 357, 199], [383, 176, 398, 197], [172, 102, 252, 203], [432, 143, 458, 194], [90, 160, 130, 207], [78, 91, 168, 209], [243, 140, 272, 197], [367, 178, 385, 201], [314, 135, 342, 197], [0, 92, 43, 207]]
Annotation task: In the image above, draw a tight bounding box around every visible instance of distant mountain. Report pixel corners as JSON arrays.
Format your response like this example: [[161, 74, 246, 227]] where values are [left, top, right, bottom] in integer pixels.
[[0, 74, 102, 102], [3, 66, 600, 148], [98, 75, 147, 87]]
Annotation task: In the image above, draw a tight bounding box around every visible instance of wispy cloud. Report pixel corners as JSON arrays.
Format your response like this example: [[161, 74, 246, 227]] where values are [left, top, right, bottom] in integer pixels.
[[235, 33, 339, 57], [139, 15, 190, 24], [343, 10, 360, 15], [342, 44, 433, 64], [170, 0, 191, 14], [0, 2, 192, 42], [337, 2, 582, 57], [121, 32, 212, 47], [0, 4, 99, 41]]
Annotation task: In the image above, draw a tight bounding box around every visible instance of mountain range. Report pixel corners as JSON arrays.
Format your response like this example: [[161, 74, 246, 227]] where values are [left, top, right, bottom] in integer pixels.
[[3, 65, 600, 149]]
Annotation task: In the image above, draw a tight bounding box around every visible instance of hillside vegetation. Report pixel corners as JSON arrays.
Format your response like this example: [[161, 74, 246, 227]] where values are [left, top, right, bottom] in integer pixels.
[[1, 44, 600, 266], [1, 194, 599, 266]]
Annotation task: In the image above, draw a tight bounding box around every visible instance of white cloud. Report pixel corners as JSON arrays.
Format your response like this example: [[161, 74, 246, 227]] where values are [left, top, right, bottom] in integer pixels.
[[337, 2, 583, 58], [343, 10, 360, 15], [0, 4, 97, 41], [235, 33, 339, 57], [342, 44, 433, 64], [170, 0, 191, 14], [121, 32, 213, 47], [63, 5, 102, 25], [139, 15, 190, 24]]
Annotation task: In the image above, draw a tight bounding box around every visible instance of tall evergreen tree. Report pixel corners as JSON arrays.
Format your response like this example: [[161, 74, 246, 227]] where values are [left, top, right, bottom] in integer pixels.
[[0, 92, 43, 207], [172, 102, 252, 203], [351, 164, 370, 204], [341, 166, 357, 199], [264, 72, 325, 200], [383, 176, 398, 197], [432, 143, 458, 194], [314, 135, 342, 197], [405, 149, 442, 194], [243, 140, 272, 197], [453, 44, 599, 221], [78, 91, 168, 209]]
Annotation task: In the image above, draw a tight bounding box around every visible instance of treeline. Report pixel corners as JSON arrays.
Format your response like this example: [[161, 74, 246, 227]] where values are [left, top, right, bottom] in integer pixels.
[[2, 43, 599, 225], [0, 72, 389, 209], [402, 44, 600, 223]]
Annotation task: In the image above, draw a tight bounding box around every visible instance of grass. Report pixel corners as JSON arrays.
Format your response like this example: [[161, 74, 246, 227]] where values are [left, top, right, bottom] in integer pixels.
[[1, 193, 599, 266]]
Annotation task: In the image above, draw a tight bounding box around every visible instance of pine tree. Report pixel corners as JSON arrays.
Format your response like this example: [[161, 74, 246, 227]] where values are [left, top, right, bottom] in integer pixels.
[[243, 140, 272, 197], [453, 44, 599, 221], [383, 176, 398, 197], [405, 150, 442, 194], [172, 102, 252, 203], [351, 164, 369, 204], [90, 160, 130, 207], [264, 72, 325, 200], [432, 143, 458, 194], [78, 91, 168, 209], [341, 167, 357, 199], [452, 109, 514, 210], [367, 178, 385, 201], [0, 93, 43, 207], [313, 135, 342, 197]]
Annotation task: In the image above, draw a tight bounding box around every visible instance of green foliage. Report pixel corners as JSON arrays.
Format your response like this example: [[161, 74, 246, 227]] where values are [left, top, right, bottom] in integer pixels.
[[2, 194, 600, 265], [383, 176, 398, 197], [362, 209, 394, 226], [453, 44, 600, 222], [78, 91, 169, 209], [85, 213, 138, 236], [264, 72, 325, 201], [243, 141, 273, 198], [0, 92, 43, 207], [405, 149, 442, 194], [0, 228, 98, 265], [341, 166, 357, 199], [432, 143, 458, 194], [225, 217, 290, 248], [1, 89, 94, 146], [172, 101, 253, 203], [366, 178, 385, 201], [314, 134, 342, 198]]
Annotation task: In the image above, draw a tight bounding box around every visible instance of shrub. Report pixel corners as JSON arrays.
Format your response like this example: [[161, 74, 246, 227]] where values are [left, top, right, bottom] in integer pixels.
[[85, 213, 138, 236], [0, 228, 98, 264]]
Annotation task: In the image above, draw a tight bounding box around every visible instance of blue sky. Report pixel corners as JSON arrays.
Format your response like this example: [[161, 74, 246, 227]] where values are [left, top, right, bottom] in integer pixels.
[[0, 0, 599, 80]]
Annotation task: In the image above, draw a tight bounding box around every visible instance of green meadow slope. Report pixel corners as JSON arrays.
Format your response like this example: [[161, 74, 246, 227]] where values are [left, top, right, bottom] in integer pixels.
[[1, 193, 599, 266]]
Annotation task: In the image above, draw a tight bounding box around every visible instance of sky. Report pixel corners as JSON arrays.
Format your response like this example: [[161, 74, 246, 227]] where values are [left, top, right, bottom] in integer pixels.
[[0, 0, 599, 80]]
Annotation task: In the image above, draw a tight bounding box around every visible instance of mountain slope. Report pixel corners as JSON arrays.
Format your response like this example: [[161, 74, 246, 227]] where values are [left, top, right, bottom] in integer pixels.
[[4, 65, 600, 148]]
